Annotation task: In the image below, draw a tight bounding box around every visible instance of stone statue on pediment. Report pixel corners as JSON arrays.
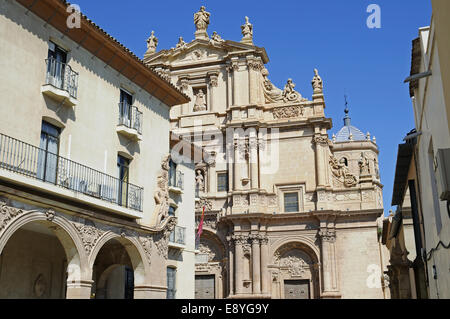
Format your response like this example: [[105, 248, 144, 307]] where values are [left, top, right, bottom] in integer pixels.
[[194, 6, 210, 39], [145, 31, 158, 55], [241, 16, 253, 45]]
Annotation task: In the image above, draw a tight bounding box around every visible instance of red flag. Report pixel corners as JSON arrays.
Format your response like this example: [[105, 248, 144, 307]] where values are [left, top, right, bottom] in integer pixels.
[[196, 206, 206, 242]]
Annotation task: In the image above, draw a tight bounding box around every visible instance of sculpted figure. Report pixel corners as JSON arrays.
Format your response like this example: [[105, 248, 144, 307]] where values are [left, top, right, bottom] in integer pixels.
[[358, 152, 370, 175], [241, 16, 253, 41], [211, 31, 225, 44], [312, 68, 323, 93], [194, 6, 210, 32], [146, 31, 158, 55], [176, 36, 187, 49], [282, 79, 301, 102], [196, 170, 205, 191], [193, 89, 207, 112]]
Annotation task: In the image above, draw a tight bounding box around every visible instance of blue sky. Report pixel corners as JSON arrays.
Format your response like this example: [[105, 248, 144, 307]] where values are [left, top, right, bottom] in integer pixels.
[[74, 0, 432, 214]]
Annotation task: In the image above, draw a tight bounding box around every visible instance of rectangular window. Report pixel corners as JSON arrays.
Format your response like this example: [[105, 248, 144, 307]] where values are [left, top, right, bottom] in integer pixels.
[[284, 192, 299, 213], [117, 155, 130, 208], [167, 267, 177, 299], [217, 172, 228, 192], [119, 89, 133, 127], [47, 42, 67, 89], [37, 121, 60, 184]]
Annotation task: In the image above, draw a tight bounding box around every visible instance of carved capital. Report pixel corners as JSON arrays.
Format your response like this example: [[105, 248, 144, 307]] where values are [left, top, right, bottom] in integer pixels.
[[313, 135, 329, 146], [318, 229, 336, 243]]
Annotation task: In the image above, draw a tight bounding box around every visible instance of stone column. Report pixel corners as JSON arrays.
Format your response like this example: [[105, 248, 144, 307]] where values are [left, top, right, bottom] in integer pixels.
[[228, 237, 235, 296], [247, 57, 261, 105], [314, 135, 328, 187], [233, 141, 241, 191], [66, 280, 93, 299], [318, 229, 340, 297], [208, 71, 219, 112], [226, 64, 233, 108], [249, 133, 259, 189], [260, 236, 269, 295], [251, 235, 261, 295], [231, 59, 240, 106], [234, 235, 244, 295]]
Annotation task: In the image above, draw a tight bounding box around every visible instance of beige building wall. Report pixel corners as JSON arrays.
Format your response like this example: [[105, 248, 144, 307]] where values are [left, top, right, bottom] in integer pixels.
[[410, 18, 450, 299], [0, 0, 189, 299]]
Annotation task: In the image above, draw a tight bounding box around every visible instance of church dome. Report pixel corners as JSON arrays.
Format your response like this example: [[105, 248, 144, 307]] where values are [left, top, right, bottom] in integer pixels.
[[334, 108, 366, 142]]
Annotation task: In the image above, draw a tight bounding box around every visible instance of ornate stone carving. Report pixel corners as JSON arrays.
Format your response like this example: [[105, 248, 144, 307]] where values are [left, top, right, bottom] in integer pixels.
[[0, 201, 24, 231], [318, 229, 336, 243], [145, 31, 158, 55], [196, 198, 213, 212], [199, 243, 216, 262], [241, 16, 253, 45], [311, 69, 323, 94], [193, 89, 207, 112], [329, 155, 358, 188], [272, 105, 304, 119], [196, 170, 205, 192], [358, 152, 371, 175], [45, 209, 56, 222], [247, 59, 263, 71], [176, 36, 187, 50], [282, 79, 302, 103], [210, 31, 225, 44], [139, 236, 153, 264], [154, 155, 170, 226], [313, 136, 329, 145], [74, 222, 103, 255], [208, 72, 219, 87], [154, 217, 177, 259], [194, 6, 210, 39]]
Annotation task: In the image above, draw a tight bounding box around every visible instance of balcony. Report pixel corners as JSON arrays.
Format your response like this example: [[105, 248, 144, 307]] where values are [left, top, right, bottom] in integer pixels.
[[169, 169, 184, 194], [41, 58, 78, 107], [0, 133, 143, 216], [117, 103, 143, 141], [169, 226, 186, 249]]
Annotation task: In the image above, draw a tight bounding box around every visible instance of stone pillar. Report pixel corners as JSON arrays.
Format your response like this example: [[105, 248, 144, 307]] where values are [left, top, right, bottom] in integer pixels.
[[228, 237, 235, 296], [314, 135, 328, 187], [260, 236, 269, 295], [231, 59, 240, 106], [66, 280, 93, 299], [234, 235, 244, 295], [226, 64, 233, 108], [247, 57, 261, 105], [250, 133, 259, 189], [318, 229, 340, 298], [208, 71, 219, 112], [251, 235, 261, 295], [233, 141, 241, 191]]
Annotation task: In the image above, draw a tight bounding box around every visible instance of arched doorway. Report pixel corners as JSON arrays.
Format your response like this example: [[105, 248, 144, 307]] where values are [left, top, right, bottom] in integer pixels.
[[271, 242, 320, 299], [90, 236, 146, 299], [0, 218, 84, 299], [195, 231, 227, 299]]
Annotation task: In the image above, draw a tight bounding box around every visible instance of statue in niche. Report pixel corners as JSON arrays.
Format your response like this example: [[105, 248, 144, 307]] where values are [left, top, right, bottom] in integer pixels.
[[358, 152, 370, 175], [193, 89, 207, 112], [146, 31, 158, 55], [194, 6, 210, 33], [196, 170, 205, 192]]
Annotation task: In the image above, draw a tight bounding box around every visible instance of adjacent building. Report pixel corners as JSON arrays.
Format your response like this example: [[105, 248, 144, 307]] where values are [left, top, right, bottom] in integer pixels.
[[388, 1, 450, 299], [145, 7, 388, 299], [0, 0, 193, 299]]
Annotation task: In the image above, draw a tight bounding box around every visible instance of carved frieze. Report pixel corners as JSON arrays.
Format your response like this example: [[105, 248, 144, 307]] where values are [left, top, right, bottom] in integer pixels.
[[272, 105, 304, 119], [0, 201, 24, 231], [73, 222, 104, 255]]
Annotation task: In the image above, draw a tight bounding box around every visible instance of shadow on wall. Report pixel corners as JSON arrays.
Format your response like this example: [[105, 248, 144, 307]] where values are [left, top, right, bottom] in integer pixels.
[[0, 1, 170, 120]]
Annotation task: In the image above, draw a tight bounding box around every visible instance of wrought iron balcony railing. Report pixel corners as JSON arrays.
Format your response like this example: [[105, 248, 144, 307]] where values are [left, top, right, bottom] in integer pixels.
[[169, 169, 184, 190], [45, 58, 79, 99], [118, 103, 143, 135], [169, 226, 186, 246], [0, 133, 143, 212]]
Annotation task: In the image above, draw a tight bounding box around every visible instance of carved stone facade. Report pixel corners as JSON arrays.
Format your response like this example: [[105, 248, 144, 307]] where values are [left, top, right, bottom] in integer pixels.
[[144, 6, 387, 299]]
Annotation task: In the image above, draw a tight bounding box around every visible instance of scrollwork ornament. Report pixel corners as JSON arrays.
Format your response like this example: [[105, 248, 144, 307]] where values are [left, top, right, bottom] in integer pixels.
[[0, 201, 24, 231]]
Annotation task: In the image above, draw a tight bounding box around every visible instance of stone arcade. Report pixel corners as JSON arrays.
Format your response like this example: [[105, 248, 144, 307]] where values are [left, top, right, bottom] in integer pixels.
[[144, 7, 389, 299]]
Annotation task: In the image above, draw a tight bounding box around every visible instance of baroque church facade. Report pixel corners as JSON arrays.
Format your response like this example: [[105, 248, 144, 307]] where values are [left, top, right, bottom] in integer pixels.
[[144, 7, 388, 299]]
